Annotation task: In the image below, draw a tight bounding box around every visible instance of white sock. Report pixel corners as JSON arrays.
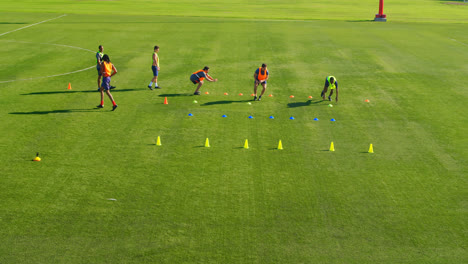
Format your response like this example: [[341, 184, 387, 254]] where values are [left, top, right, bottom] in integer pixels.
[[155, 83, 158, 87], [149, 82, 153, 87]]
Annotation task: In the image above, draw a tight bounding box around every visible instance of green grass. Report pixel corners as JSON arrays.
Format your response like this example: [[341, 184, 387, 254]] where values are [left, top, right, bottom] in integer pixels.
[[0, 1, 467, 263]]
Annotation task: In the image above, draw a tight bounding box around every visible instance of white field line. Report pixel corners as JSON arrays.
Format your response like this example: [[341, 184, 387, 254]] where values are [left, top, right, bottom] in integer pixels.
[[0, 14, 96, 83], [1, 39, 94, 53], [0, 66, 95, 84], [0, 14, 67, 37], [450, 39, 468, 47]]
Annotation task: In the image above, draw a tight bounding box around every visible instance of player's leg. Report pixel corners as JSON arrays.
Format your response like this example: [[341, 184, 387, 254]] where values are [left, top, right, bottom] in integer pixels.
[[253, 80, 259, 100], [97, 66, 102, 90], [258, 82, 267, 101], [321, 87, 328, 100], [105, 90, 118, 111], [149, 66, 157, 90], [97, 87, 105, 108], [154, 75, 159, 88], [193, 81, 203, 95]]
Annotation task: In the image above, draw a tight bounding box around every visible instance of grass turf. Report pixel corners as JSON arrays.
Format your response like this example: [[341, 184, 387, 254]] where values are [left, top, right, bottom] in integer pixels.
[[0, 1, 467, 263]]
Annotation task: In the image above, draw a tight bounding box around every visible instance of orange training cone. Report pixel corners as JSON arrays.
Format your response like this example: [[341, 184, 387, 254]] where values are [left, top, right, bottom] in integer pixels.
[[164, 97, 168, 105], [68, 83, 71, 90]]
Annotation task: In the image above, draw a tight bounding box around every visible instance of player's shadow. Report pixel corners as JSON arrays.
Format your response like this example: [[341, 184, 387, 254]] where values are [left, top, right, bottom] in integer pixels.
[[0, 22, 28, 24], [22, 89, 138, 95], [201, 100, 251, 106], [9, 109, 100, 115], [158, 93, 192, 97], [288, 100, 327, 108], [347, 20, 374, 22]]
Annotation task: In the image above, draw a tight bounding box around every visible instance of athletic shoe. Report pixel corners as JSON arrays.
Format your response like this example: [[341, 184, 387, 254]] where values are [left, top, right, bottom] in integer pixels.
[[194, 91, 201, 95], [253, 96, 257, 101], [148, 85, 153, 90], [155, 86, 161, 89], [110, 86, 116, 90], [96, 105, 104, 108], [112, 105, 118, 111], [328, 96, 332, 101], [258, 96, 262, 101]]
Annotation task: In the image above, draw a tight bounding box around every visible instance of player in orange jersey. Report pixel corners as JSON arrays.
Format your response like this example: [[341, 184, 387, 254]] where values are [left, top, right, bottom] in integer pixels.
[[97, 54, 118, 111], [190, 66, 218, 95], [253, 63, 269, 101]]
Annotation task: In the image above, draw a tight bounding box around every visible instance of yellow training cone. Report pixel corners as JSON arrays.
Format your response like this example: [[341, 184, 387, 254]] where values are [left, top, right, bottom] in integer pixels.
[[329, 141, 335, 152], [277, 140, 283, 150], [205, 138, 210, 148], [368, 144, 374, 153], [156, 136, 161, 146], [244, 139, 249, 149]]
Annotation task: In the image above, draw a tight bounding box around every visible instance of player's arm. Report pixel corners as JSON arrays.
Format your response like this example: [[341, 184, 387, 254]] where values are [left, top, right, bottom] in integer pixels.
[[155, 54, 160, 71], [111, 65, 118, 77], [96, 53, 102, 65], [152, 53, 157, 66], [335, 83, 338, 102], [206, 74, 217, 82], [265, 70, 269, 81]]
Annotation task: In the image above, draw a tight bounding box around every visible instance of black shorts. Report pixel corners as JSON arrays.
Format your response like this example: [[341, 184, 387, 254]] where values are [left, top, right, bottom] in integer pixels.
[[190, 76, 200, 84]]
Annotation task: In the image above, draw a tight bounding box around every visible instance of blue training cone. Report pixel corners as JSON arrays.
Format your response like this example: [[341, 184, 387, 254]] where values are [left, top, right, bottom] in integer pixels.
[[330, 118, 336, 121], [188, 113, 193, 116], [314, 118, 319, 121], [222, 114, 227, 118], [269, 116, 274, 119], [248, 116, 254, 119], [289, 117, 295, 120]]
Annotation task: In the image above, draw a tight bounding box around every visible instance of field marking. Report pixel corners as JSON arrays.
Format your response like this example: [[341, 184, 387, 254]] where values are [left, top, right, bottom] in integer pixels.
[[0, 14, 67, 37], [0, 40, 95, 83], [0, 66, 95, 84], [1, 39, 94, 53], [450, 38, 468, 47]]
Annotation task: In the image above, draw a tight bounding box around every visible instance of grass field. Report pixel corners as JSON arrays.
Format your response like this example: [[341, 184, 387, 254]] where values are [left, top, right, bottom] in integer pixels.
[[0, 1, 467, 263]]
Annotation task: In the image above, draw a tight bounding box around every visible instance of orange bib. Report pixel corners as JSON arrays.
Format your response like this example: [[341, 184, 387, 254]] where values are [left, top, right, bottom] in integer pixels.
[[257, 67, 267, 81]]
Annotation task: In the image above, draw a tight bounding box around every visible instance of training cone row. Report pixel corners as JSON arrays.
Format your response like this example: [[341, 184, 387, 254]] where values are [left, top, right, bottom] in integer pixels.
[[154, 137, 373, 152], [327, 142, 374, 153]]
